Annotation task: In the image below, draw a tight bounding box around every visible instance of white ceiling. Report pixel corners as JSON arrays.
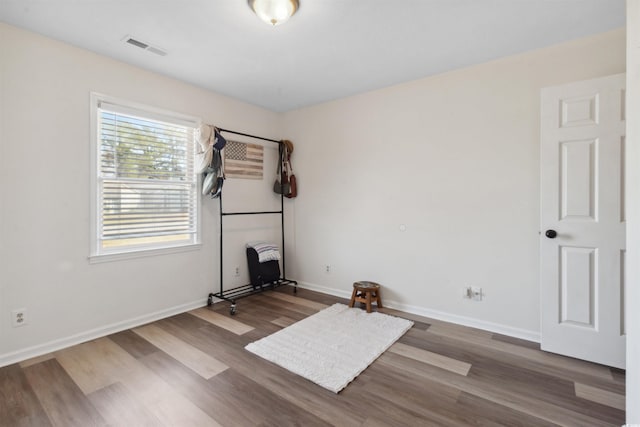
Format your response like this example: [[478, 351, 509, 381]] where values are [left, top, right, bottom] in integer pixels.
[[0, 1, 625, 112]]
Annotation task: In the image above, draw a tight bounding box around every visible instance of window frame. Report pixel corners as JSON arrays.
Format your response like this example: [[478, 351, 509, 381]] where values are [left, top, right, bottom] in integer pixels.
[[89, 93, 202, 263]]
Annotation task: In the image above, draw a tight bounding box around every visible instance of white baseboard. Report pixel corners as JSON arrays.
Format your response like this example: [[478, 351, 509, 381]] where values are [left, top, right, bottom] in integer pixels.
[[296, 281, 540, 343], [1, 282, 540, 368], [296, 281, 353, 299], [0, 299, 207, 368]]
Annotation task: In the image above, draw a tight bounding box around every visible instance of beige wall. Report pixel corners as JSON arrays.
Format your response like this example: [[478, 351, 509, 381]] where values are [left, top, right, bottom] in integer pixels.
[[0, 23, 283, 364], [0, 22, 628, 363], [283, 29, 626, 337]]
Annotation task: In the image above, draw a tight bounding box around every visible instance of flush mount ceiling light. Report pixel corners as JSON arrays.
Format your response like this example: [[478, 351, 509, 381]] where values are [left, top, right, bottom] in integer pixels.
[[248, 0, 299, 26]]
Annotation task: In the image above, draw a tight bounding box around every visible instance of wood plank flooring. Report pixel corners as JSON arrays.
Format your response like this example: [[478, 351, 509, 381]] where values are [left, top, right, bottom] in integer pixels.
[[0, 287, 626, 426]]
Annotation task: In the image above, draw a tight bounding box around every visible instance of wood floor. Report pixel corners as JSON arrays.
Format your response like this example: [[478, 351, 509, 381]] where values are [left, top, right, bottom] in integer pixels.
[[0, 287, 626, 426]]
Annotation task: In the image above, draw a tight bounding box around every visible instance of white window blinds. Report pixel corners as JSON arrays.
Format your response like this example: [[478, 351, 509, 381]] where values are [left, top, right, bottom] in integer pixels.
[[96, 101, 198, 253]]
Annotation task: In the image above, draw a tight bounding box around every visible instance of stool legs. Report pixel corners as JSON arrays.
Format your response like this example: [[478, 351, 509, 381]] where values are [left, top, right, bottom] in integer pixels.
[[349, 288, 383, 312], [375, 288, 383, 309], [349, 288, 357, 308], [365, 290, 372, 313]]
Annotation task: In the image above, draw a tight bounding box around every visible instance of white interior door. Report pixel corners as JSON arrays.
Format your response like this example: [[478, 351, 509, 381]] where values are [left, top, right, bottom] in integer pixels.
[[540, 73, 626, 369]]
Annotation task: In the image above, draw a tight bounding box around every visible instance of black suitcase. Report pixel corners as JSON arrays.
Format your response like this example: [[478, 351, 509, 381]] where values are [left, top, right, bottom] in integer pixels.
[[246, 247, 281, 289]]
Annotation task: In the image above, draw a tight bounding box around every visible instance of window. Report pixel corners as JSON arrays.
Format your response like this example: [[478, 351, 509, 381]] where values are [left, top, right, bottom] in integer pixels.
[[90, 94, 200, 261]]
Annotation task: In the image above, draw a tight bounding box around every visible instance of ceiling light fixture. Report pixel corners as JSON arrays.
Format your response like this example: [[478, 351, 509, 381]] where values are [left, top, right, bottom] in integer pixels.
[[248, 0, 299, 26]]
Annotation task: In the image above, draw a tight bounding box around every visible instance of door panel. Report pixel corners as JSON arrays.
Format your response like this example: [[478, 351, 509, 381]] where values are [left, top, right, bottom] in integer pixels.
[[540, 73, 626, 369], [560, 139, 596, 220], [560, 246, 595, 328], [560, 94, 598, 128]]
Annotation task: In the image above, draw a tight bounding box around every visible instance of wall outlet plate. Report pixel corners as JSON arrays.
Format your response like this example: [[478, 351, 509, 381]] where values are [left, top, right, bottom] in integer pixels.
[[464, 287, 483, 301], [12, 309, 27, 327], [471, 287, 483, 301]]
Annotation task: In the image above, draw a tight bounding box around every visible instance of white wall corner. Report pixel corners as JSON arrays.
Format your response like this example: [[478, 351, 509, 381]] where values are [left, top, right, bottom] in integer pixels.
[[626, 0, 640, 423]]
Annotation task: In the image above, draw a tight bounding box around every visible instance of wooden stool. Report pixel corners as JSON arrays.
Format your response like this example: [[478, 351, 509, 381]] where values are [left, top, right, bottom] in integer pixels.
[[349, 281, 383, 313]]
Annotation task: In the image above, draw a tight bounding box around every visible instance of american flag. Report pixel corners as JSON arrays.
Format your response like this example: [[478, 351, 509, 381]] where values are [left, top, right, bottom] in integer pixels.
[[224, 140, 264, 179]]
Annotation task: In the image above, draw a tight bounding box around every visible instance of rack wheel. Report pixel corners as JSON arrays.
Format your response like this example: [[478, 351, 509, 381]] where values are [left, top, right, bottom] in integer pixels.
[[207, 294, 213, 306], [230, 304, 237, 315]]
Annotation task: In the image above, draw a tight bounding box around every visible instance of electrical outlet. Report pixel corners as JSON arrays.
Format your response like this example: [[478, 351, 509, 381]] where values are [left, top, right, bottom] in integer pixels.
[[234, 266, 240, 277], [464, 287, 483, 301], [12, 309, 27, 327], [324, 264, 331, 274]]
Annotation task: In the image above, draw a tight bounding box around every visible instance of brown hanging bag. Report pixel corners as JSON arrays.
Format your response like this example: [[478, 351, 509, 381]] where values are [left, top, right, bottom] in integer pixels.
[[282, 140, 297, 198], [285, 152, 297, 199], [273, 142, 290, 195]]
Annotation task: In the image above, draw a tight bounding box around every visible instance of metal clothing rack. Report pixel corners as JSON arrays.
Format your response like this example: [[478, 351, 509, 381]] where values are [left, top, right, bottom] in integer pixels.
[[206, 128, 297, 315]]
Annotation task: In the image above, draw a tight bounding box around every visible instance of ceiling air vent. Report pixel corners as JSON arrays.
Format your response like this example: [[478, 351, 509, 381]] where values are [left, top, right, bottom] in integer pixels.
[[122, 35, 167, 56]]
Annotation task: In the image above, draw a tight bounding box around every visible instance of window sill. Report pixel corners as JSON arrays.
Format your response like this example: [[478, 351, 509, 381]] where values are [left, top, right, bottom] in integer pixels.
[[88, 242, 202, 264]]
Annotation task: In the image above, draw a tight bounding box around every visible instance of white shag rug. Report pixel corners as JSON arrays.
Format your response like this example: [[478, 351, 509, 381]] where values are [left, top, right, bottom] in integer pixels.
[[245, 303, 414, 393]]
